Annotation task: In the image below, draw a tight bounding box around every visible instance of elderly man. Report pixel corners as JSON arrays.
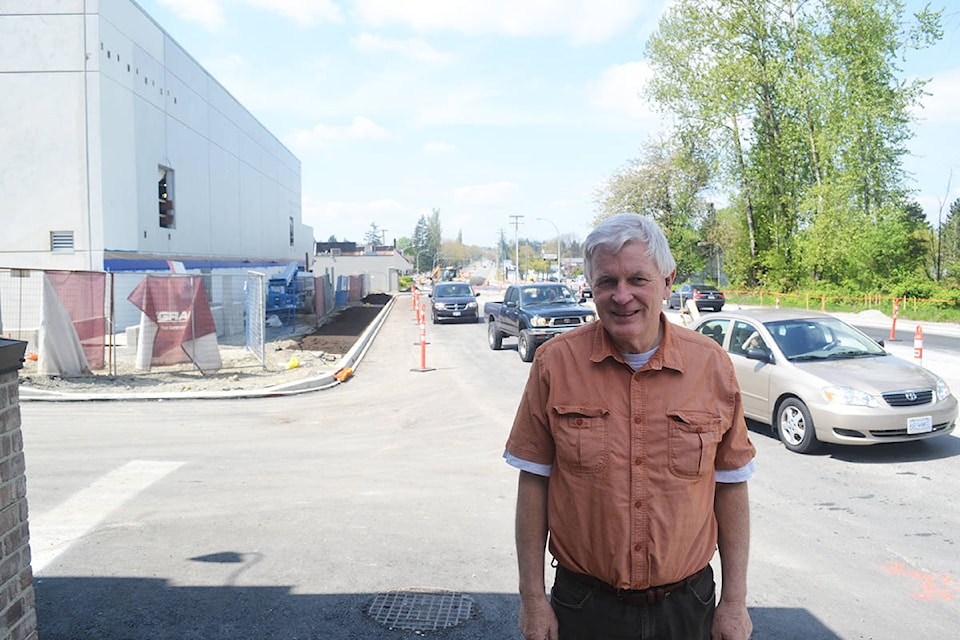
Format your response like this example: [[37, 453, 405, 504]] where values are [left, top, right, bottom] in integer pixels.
[[505, 213, 756, 640]]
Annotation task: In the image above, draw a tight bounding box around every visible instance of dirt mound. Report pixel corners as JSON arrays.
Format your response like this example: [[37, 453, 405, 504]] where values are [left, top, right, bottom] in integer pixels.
[[362, 293, 392, 305], [298, 297, 391, 353]]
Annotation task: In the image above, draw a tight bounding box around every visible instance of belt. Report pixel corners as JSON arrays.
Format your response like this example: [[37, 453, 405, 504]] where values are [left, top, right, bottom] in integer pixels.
[[557, 565, 710, 606]]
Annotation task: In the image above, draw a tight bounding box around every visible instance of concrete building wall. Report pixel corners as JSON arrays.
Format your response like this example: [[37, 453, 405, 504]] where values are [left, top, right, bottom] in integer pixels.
[[0, 0, 312, 272], [312, 254, 413, 293]]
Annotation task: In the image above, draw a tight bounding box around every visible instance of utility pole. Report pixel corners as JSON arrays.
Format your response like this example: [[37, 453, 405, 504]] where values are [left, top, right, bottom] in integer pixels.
[[509, 215, 524, 283], [497, 229, 504, 282], [537, 218, 561, 281]]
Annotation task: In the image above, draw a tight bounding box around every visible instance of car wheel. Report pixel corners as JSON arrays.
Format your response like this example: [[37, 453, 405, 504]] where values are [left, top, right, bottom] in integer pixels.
[[777, 398, 820, 454], [432, 313, 439, 324], [487, 321, 503, 350], [518, 330, 537, 362], [668, 299, 676, 310]]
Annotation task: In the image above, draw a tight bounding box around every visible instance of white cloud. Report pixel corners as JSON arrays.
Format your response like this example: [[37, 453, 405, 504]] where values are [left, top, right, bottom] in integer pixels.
[[160, 0, 341, 30], [350, 33, 453, 64], [243, 0, 342, 25], [353, 0, 654, 44], [588, 61, 658, 122], [158, 0, 225, 31], [422, 141, 456, 153], [302, 197, 418, 242], [452, 181, 519, 206], [915, 68, 960, 125], [286, 117, 390, 150]]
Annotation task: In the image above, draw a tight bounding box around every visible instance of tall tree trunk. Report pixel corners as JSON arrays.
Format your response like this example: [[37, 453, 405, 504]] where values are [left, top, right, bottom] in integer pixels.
[[731, 112, 758, 284]]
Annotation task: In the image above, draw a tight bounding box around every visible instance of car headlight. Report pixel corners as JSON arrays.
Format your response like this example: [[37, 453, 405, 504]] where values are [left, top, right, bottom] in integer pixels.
[[821, 386, 879, 408], [936, 377, 952, 401], [466, 301, 478, 309], [433, 302, 445, 310], [530, 316, 550, 327], [583, 314, 596, 323]]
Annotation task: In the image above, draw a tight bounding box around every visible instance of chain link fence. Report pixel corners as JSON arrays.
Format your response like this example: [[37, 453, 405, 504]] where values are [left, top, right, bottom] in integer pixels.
[[0, 267, 362, 377]]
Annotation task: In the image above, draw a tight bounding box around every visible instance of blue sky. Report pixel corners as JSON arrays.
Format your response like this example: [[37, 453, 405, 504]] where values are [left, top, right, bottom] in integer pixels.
[[138, 0, 960, 249]]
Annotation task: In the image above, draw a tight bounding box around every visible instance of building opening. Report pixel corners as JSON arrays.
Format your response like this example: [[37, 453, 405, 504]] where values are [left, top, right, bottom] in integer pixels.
[[159, 167, 174, 228]]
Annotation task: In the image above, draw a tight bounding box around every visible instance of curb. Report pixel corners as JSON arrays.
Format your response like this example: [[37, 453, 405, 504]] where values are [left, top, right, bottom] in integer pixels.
[[18, 296, 398, 402]]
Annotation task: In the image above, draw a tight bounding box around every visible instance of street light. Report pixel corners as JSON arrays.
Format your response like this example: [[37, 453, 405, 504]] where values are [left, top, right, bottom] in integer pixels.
[[537, 218, 561, 281], [697, 241, 722, 285], [414, 248, 429, 273]]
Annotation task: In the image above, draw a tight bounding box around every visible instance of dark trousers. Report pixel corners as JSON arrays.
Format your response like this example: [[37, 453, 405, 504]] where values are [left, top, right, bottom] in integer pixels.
[[550, 565, 716, 640]]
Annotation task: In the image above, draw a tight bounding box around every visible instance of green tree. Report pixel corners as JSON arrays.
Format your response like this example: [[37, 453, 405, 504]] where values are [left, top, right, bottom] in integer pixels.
[[939, 198, 960, 281], [645, 0, 942, 291], [427, 208, 443, 265], [363, 223, 382, 246], [594, 134, 711, 280], [410, 215, 434, 272]]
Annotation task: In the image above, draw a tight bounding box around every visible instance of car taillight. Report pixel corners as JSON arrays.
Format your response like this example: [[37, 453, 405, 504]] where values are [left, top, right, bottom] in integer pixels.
[[693, 289, 703, 298]]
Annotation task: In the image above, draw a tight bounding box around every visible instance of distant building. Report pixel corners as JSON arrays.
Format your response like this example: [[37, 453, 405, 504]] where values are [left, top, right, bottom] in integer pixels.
[[0, 0, 313, 273], [312, 243, 411, 293]]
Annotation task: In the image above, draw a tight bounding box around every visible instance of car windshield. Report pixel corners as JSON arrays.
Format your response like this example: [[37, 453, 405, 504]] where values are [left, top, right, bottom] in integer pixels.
[[764, 317, 886, 361], [436, 284, 472, 296], [521, 286, 574, 305]]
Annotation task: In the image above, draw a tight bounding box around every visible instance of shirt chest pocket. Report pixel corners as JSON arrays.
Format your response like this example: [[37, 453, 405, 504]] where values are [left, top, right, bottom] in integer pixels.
[[667, 410, 722, 478], [552, 405, 610, 475]]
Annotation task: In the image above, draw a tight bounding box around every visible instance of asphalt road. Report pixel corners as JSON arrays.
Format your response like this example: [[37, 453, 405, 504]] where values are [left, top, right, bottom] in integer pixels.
[[20, 294, 960, 639]]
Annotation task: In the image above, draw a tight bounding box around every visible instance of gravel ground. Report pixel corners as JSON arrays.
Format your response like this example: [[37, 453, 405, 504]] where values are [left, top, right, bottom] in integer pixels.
[[17, 299, 388, 395]]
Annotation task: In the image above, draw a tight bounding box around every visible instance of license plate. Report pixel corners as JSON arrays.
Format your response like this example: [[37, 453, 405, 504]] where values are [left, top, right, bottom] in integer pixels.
[[453, 311, 461, 316], [907, 416, 933, 434]]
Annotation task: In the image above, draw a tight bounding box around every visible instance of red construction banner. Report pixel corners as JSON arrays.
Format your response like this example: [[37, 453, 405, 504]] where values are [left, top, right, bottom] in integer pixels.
[[127, 275, 218, 368], [45, 271, 106, 370]]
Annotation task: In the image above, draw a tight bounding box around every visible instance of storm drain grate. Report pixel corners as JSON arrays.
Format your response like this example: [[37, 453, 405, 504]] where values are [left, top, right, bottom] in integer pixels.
[[365, 589, 478, 633]]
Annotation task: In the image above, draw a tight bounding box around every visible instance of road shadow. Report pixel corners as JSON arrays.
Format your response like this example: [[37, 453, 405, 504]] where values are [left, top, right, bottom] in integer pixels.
[[745, 419, 960, 463], [35, 575, 841, 639], [826, 435, 960, 463]]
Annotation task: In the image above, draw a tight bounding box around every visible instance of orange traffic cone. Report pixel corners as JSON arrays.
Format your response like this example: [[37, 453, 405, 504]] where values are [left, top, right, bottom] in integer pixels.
[[913, 325, 923, 365]]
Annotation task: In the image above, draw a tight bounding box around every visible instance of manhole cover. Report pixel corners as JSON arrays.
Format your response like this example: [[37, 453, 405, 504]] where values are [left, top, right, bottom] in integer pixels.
[[366, 589, 478, 633]]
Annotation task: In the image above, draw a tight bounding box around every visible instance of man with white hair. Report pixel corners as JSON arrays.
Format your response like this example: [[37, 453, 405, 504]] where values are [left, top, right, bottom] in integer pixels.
[[505, 213, 756, 640]]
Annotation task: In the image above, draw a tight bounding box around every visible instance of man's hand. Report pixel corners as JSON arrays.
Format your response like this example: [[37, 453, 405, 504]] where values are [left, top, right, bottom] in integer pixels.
[[519, 593, 559, 640], [711, 597, 752, 640]]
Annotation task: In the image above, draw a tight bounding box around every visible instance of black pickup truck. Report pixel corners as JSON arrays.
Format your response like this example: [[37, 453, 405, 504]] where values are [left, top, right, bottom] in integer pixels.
[[483, 283, 597, 361]]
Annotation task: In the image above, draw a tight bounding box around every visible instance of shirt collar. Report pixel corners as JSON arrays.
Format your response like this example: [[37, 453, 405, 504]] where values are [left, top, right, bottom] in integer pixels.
[[589, 313, 686, 374]]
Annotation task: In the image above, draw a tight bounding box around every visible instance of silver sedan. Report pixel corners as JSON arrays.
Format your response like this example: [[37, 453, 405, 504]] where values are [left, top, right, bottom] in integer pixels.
[[692, 308, 958, 453]]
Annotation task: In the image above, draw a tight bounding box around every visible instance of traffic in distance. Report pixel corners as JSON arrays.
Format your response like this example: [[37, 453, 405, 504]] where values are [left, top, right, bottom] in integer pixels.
[[417, 266, 957, 455]]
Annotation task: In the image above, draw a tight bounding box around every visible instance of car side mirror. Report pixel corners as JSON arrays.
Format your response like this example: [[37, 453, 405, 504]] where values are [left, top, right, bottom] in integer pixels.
[[475, 292, 480, 297], [746, 348, 774, 364], [505, 300, 517, 308]]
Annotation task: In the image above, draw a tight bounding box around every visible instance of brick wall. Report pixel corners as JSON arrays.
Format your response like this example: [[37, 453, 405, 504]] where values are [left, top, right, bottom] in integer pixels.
[[0, 369, 37, 640]]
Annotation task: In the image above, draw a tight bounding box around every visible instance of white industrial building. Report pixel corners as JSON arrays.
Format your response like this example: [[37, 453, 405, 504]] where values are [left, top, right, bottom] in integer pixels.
[[0, 0, 313, 273]]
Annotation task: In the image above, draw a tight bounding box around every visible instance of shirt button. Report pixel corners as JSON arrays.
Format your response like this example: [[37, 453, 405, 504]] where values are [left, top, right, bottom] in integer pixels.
[[634, 501, 642, 509], [634, 544, 642, 552], [634, 416, 641, 424], [635, 457, 642, 465], [576, 418, 583, 425]]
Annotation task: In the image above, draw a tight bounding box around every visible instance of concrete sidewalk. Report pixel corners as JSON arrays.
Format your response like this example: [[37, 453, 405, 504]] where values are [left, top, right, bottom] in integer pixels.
[[18, 296, 399, 402]]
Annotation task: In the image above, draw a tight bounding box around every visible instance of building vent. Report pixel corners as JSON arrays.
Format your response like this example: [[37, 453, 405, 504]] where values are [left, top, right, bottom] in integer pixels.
[[50, 231, 74, 253]]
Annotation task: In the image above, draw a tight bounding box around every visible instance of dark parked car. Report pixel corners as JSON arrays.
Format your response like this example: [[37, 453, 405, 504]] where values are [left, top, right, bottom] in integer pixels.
[[429, 282, 480, 323], [668, 283, 725, 311]]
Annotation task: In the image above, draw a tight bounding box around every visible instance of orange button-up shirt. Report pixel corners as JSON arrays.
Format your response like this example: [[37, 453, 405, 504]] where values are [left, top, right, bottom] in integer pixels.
[[505, 315, 756, 591]]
